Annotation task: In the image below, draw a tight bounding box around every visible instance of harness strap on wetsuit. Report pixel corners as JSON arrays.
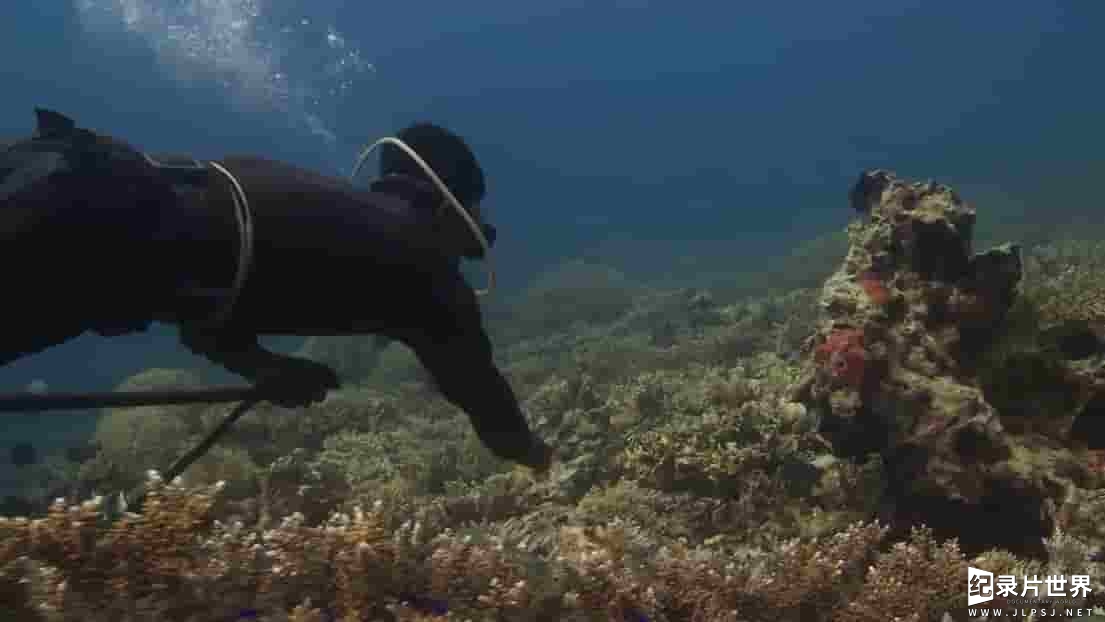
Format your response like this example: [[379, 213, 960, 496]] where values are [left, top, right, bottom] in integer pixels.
[[138, 153, 253, 327], [206, 160, 255, 326], [166, 140, 479, 324], [150, 137, 489, 324]]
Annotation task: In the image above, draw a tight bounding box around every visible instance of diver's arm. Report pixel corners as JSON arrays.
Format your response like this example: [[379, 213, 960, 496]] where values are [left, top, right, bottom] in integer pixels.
[[179, 327, 339, 405], [409, 330, 553, 470]]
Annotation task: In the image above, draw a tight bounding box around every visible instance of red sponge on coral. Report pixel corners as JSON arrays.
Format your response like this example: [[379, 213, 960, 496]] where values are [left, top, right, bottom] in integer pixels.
[[815, 329, 867, 388]]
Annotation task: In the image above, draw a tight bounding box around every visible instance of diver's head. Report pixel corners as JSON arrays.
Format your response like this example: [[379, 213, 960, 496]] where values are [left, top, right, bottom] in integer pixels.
[[380, 122, 495, 256], [381, 122, 486, 208]]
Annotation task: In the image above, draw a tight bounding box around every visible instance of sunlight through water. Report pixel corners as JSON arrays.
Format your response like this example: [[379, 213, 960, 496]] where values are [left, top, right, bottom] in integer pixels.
[[73, 0, 375, 148]]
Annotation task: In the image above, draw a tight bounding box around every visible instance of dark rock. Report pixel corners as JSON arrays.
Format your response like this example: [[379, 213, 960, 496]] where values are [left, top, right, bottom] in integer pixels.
[[801, 170, 1058, 559], [1042, 321, 1105, 360], [1070, 392, 1105, 449]]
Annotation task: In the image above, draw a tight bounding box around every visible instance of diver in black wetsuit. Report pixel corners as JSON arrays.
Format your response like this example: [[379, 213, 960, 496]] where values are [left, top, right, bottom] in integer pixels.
[[0, 108, 554, 472]]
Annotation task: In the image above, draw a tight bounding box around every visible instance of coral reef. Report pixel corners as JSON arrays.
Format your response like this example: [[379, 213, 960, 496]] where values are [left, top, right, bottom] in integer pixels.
[[7, 170, 1105, 620], [1024, 239, 1105, 329], [1017, 240, 1105, 448], [5, 475, 1096, 622], [501, 259, 641, 340], [297, 336, 389, 385], [796, 170, 1105, 561]]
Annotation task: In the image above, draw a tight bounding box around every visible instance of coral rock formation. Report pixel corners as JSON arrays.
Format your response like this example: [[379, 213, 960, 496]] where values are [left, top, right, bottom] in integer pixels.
[[798, 170, 1051, 557]]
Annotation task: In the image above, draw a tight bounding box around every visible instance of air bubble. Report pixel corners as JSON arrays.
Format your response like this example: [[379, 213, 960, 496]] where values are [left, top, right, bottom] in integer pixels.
[[73, 0, 374, 149]]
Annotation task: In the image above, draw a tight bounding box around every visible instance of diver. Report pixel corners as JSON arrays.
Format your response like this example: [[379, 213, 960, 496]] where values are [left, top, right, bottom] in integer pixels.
[[0, 108, 555, 472]]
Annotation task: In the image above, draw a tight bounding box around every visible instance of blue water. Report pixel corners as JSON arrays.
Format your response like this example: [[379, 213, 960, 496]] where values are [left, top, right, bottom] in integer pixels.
[[0, 1, 1102, 409]]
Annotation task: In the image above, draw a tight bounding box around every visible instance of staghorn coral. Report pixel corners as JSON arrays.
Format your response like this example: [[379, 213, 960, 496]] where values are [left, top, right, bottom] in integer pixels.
[[259, 449, 352, 527], [5, 477, 1082, 622], [1023, 239, 1105, 327], [733, 521, 889, 621], [605, 361, 835, 547], [1057, 487, 1105, 545], [435, 470, 544, 528], [312, 419, 510, 500], [314, 430, 434, 493], [833, 527, 965, 622], [0, 474, 425, 622], [0, 473, 230, 620]]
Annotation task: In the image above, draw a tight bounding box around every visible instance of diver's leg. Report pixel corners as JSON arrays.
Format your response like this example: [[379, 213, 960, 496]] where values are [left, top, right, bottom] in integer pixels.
[[179, 325, 339, 406]]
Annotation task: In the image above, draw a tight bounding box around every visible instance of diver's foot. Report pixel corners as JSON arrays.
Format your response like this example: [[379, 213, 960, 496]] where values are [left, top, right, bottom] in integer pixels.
[[254, 359, 340, 408]]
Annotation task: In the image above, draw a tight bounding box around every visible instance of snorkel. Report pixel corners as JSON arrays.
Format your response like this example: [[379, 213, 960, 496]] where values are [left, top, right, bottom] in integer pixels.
[[350, 137, 495, 296]]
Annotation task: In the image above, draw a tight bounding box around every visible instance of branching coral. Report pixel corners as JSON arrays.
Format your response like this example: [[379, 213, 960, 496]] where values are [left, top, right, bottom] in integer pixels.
[[3, 478, 1071, 622], [0, 473, 229, 620], [1023, 239, 1105, 327], [833, 527, 965, 622]]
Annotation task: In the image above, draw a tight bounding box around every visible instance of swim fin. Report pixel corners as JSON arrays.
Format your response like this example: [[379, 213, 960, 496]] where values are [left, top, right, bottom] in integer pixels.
[[33, 108, 77, 139]]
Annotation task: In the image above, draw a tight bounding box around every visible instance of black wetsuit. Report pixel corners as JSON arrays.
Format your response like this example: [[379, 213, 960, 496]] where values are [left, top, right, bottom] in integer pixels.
[[0, 113, 552, 470]]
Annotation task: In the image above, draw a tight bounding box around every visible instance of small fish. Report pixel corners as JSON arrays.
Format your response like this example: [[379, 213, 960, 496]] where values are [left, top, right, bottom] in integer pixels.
[[10, 442, 36, 467]]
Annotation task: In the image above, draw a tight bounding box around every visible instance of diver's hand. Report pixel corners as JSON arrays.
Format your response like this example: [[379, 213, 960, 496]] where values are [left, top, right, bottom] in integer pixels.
[[526, 439, 558, 480], [254, 358, 340, 408]]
